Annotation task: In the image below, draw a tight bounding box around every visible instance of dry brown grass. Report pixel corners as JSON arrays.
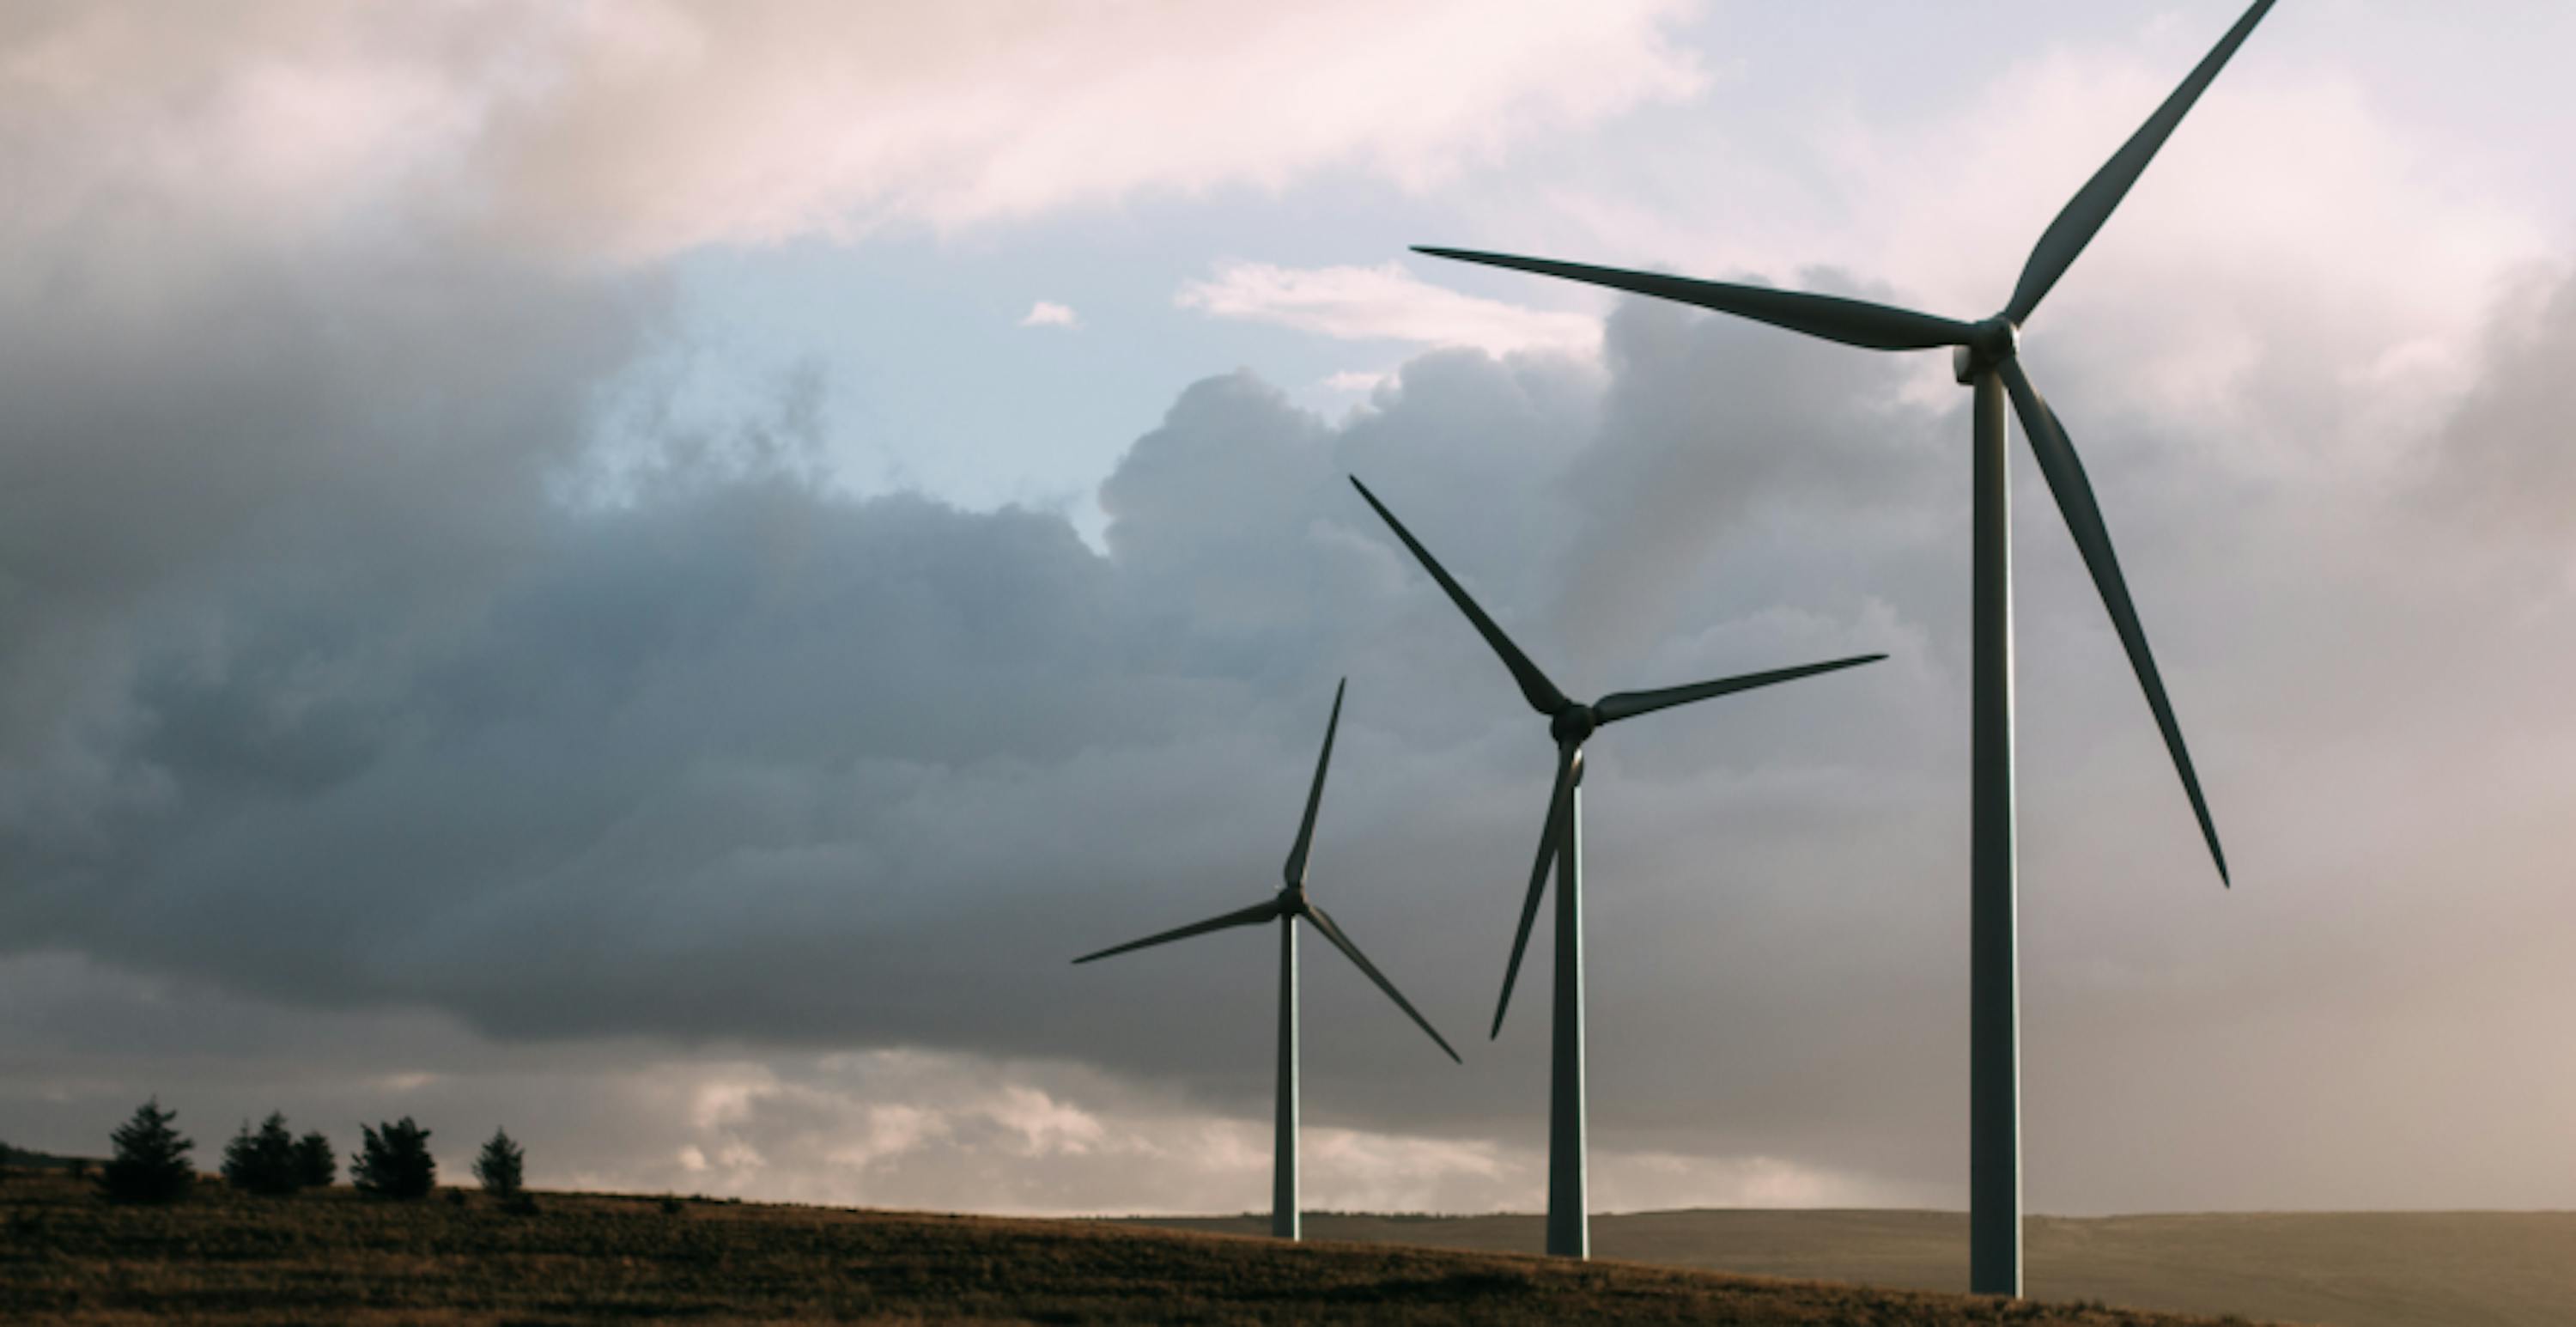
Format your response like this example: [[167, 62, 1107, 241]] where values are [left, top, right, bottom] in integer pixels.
[[1134, 1209, 2576, 1327], [1, 1172, 2272, 1325]]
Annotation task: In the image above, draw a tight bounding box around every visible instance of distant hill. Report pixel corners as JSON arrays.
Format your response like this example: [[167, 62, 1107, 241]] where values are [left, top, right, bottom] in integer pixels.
[[0, 1143, 96, 1173], [2, 1172, 2263, 1324], [1133, 1208, 2576, 1327]]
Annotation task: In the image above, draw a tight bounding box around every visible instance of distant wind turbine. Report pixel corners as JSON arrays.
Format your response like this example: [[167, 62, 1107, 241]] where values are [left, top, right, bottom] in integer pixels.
[[1073, 679, 1458, 1241], [1351, 476, 1881, 1260], [1408, 0, 2275, 1294]]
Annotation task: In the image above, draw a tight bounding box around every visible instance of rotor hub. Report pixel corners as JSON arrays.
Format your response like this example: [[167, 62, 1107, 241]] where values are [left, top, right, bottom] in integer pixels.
[[1953, 317, 2020, 384], [1549, 704, 1598, 745]]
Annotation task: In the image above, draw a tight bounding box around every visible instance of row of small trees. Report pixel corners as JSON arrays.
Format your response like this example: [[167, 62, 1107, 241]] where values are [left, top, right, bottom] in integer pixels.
[[216, 1112, 337, 1195], [100, 1099, 524, 1205]]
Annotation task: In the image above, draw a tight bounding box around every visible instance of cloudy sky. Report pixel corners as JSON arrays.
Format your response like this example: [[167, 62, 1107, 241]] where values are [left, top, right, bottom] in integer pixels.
[[5, 0, 2574, 1218]]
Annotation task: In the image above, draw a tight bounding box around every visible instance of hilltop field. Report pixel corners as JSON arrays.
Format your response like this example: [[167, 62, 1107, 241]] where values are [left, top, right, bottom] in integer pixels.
[[5, 1171, 2269, 1326], [1133, 1209, 2576, 1327], [6, 1171, 2570, 1325]]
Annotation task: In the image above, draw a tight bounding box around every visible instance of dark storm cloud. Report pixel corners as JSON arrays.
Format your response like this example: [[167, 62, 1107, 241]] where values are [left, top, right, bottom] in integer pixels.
[[0, 213, 1928, 1155], [1557, 277, 1953, 670], [9, 109, 2576, 1211], [0, 245, 655, 881], [21, 250, 2576, 1212]]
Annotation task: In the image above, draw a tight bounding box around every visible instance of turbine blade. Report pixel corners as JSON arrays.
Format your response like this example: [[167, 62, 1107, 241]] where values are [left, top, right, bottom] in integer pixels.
[[1302, 904, 1462, 1063], [1350, 476, 1568, 715], [1282, 679, 1346, 887], [1413, 248, 1977, 351], [1999, 358, 2228, 884], [1493, 741, 1578, 1039], [1072, 898, 1283, 965], [2005, 0, 2278, 325], [1593, 653, 1886, 726]]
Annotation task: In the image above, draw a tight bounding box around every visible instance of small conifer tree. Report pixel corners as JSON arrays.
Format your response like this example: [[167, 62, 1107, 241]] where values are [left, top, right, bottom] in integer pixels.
[[473, 1128, 525, 1197], [350, 1117, 435, 1200], [294, 1129, 337, 1189], [100, 1098, 194, 1203], [222, 1112, 303, 1195]]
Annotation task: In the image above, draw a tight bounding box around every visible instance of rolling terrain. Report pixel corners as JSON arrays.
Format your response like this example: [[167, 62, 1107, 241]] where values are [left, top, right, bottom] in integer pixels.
[[1136, 1208, 2576, 1327], [2, 1172, 2265, 1325]]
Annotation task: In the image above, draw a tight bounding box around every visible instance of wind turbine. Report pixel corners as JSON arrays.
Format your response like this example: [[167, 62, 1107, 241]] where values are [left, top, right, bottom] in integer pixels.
[[1073, 679, 1458, 1241], [1408, 0, 2274, 1294], [1350, 476, 1880, 1260]]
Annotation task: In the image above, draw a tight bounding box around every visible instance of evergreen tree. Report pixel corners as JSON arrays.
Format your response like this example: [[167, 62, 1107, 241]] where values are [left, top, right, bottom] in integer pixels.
[[473, 1128, 525, 1197], [294, 1129, 337, 1189], [100, 1098, 194, 1203], [350, 1117, 435, 1199], [222, 1113, 302, 1195]]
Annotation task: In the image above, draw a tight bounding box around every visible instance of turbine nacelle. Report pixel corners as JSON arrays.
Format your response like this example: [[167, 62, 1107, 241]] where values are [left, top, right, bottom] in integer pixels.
[[1073, 679, 1463, 1065], [1398, 0, 2275, 1278], [1350, 474, 1884, 1038], [1406, 0, 2252, 886], [1953, 318, 2022, 386]]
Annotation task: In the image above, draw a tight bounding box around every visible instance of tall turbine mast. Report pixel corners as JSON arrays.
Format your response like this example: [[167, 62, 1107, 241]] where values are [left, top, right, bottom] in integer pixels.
[[1352, 477, 1880, 1259], [1073, 680, 1459, 1240], [1409, 0, 2274, 1294]]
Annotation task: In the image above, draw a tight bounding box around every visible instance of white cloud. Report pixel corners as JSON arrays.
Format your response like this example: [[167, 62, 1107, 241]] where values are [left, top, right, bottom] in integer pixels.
[[1178, 260, 1602, 358], [1, 1, 1705, 265], [625, 1060, 1906, 1214], [490, 0, 1705, 259], [1018, 301, 1080, 329], [0, 954, 1915, 1214], [1500, 15, 2549, 481]]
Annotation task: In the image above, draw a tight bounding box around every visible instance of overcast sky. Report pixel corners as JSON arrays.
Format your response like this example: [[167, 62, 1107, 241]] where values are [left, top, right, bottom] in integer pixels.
[[5, 0, 2574, 1218]]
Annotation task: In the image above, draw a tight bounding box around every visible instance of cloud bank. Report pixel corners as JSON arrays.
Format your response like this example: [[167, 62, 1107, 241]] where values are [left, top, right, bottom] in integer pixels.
[[3, 0, 1704, 265], [13, 242, 2576, 1210], [6, 1, 2576, 1220], [1178, 261, 1603, 359]]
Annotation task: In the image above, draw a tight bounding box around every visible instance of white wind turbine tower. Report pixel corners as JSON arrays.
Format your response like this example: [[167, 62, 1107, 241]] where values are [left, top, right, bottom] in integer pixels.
[[1409, 0, 2277, 1294], [1353, 476, 1881, 1260], [1074, 680, 1458, 1240]]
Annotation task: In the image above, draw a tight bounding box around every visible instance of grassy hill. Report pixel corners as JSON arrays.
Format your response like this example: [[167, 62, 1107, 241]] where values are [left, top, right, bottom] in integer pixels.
[[1, 1172, 2266, 1325], [1135, 1209, 2576, 1327], [0, 1144, 96, 1173]]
